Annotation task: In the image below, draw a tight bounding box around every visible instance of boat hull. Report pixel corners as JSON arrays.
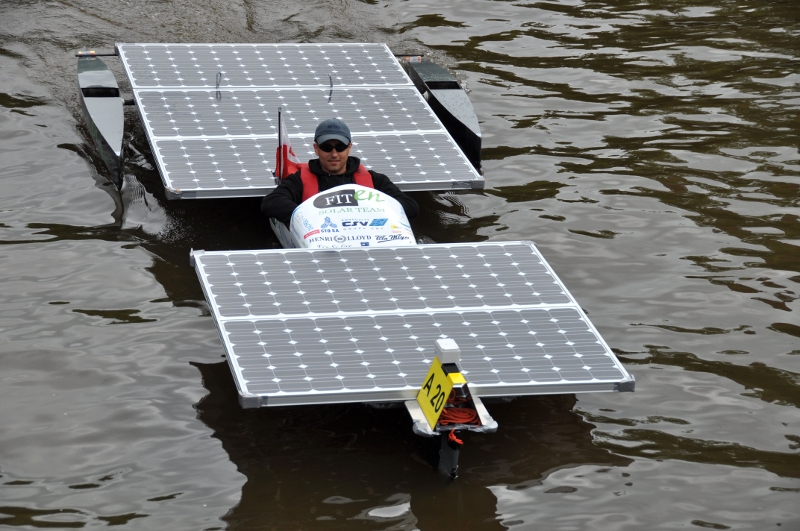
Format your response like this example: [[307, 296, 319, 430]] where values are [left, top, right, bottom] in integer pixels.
[[404, 60, 482, 171], [77, 57, 124, 188]]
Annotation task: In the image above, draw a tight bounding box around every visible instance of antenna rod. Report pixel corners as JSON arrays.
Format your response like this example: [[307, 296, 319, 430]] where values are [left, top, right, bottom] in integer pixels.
[[277, 107, 283, 178]]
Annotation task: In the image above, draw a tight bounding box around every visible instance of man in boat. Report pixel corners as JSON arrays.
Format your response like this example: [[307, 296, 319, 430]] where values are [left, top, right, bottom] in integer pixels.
[[261, 118, 419, 225]]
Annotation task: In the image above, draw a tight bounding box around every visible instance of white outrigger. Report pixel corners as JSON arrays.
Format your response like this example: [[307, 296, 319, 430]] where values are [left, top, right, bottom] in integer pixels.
[[78, 43, 634, 479]]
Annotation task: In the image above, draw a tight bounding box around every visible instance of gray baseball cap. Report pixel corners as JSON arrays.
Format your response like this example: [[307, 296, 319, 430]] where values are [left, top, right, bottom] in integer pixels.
[[314, 118, 351, 145]]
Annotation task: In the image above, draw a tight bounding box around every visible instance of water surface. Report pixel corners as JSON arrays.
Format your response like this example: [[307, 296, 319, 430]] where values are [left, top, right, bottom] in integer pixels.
[[0, 0, 798, 529]]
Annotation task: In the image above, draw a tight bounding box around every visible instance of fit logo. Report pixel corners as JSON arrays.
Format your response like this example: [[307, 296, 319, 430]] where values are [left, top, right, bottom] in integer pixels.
[[314, 189, 358, 208]]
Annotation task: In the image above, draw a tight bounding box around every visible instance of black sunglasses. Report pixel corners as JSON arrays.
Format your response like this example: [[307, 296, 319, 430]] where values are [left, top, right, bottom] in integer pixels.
[[317, 142, 350, 153]]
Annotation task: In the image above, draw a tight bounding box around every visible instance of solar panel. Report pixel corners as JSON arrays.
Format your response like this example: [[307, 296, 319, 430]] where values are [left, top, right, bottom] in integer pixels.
[[119, 43, 411, 89], [116, 43, 484, 198], [192, 242, 634, 407]]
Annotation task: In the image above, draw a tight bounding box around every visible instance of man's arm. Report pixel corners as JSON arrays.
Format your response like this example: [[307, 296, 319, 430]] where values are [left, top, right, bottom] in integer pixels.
[[261, 172, 303, 225], [369, 171, 420, 219]]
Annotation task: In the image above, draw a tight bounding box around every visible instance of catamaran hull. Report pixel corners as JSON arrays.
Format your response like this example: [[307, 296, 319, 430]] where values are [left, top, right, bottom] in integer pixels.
[[79, 96, 123, 187], [403, 60, 482, 172], [77, 56, 124, 188]]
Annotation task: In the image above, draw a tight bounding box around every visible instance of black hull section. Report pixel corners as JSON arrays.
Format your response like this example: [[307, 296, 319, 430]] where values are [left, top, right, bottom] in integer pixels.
[[403, 60, 482, 172], [426, 90, 482, 171], [79, 97, 123, 188]]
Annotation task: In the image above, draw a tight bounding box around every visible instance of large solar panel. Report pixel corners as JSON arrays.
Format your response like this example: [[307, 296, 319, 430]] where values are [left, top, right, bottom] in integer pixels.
[[191, 242, 634, 407], [116, 43, 484, 198]]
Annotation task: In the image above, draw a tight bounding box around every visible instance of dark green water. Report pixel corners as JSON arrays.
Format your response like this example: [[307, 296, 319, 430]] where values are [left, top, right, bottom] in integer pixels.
[[0, 1, 798, 529]]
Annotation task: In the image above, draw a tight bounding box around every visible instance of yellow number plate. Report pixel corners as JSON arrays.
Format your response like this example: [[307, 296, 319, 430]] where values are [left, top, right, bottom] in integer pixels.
[[416, 357, 454, 429]]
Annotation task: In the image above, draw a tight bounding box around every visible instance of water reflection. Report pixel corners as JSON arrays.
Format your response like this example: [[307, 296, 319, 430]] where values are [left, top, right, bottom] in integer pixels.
[[193, 361, 631, 530], [622, 347, 800, 408]]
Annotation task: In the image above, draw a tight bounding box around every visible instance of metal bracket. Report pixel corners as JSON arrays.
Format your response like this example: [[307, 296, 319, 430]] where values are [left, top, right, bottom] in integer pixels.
[[615, 377, 636, 393], [405, 396, 498, 437], [165, 187, 183, 200], [405, 400, 436, 437], [239, 394, 261, 409], [471, 397, 498, 433], [189, 249, 204, 267]]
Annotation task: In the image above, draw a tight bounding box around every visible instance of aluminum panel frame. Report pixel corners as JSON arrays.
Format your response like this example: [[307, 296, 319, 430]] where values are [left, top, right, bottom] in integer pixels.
[[191, 242, 634, 408], [116, 43, 485, 198]]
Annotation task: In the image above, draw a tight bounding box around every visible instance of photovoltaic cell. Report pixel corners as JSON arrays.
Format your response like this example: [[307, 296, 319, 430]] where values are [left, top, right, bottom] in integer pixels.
[[135, 88, 438, 138], [116, 43, 484, 198], [119, 43, 411, 89], [192, 242, 634, 407], [154, 134, 481, 197]]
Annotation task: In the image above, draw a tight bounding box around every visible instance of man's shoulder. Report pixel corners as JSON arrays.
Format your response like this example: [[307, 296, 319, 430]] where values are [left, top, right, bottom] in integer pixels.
[[283, 171, 303, 182], [366, 169, 391, 184], [271, 171, 304, 193]]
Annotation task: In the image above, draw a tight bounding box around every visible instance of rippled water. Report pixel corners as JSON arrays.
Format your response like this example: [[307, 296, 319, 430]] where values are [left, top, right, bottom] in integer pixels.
[[1, 0, 798, 529]]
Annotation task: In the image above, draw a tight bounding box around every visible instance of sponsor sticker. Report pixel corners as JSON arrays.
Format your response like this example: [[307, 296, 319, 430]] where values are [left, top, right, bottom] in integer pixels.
[[290, 184, 414, 249], [316, 206, 387, 215], [375, 234, 411, 243], [307, 235, 372, 243]]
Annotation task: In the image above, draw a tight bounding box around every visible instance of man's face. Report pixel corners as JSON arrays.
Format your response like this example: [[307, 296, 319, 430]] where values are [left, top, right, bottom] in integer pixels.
[[314, 140, 352, 175]]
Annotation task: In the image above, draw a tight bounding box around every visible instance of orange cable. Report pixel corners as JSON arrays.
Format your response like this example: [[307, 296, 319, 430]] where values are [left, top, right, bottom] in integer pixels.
[[438, 407, 480, 425], [438, 390, 480, 426]]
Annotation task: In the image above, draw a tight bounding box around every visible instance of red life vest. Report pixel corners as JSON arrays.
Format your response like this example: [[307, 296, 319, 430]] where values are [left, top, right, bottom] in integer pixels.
[[299, 163, 374, 201]]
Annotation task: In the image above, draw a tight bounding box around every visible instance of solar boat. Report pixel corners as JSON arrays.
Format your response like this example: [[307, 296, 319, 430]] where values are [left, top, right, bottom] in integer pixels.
[[77, 43, 634, 478]]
